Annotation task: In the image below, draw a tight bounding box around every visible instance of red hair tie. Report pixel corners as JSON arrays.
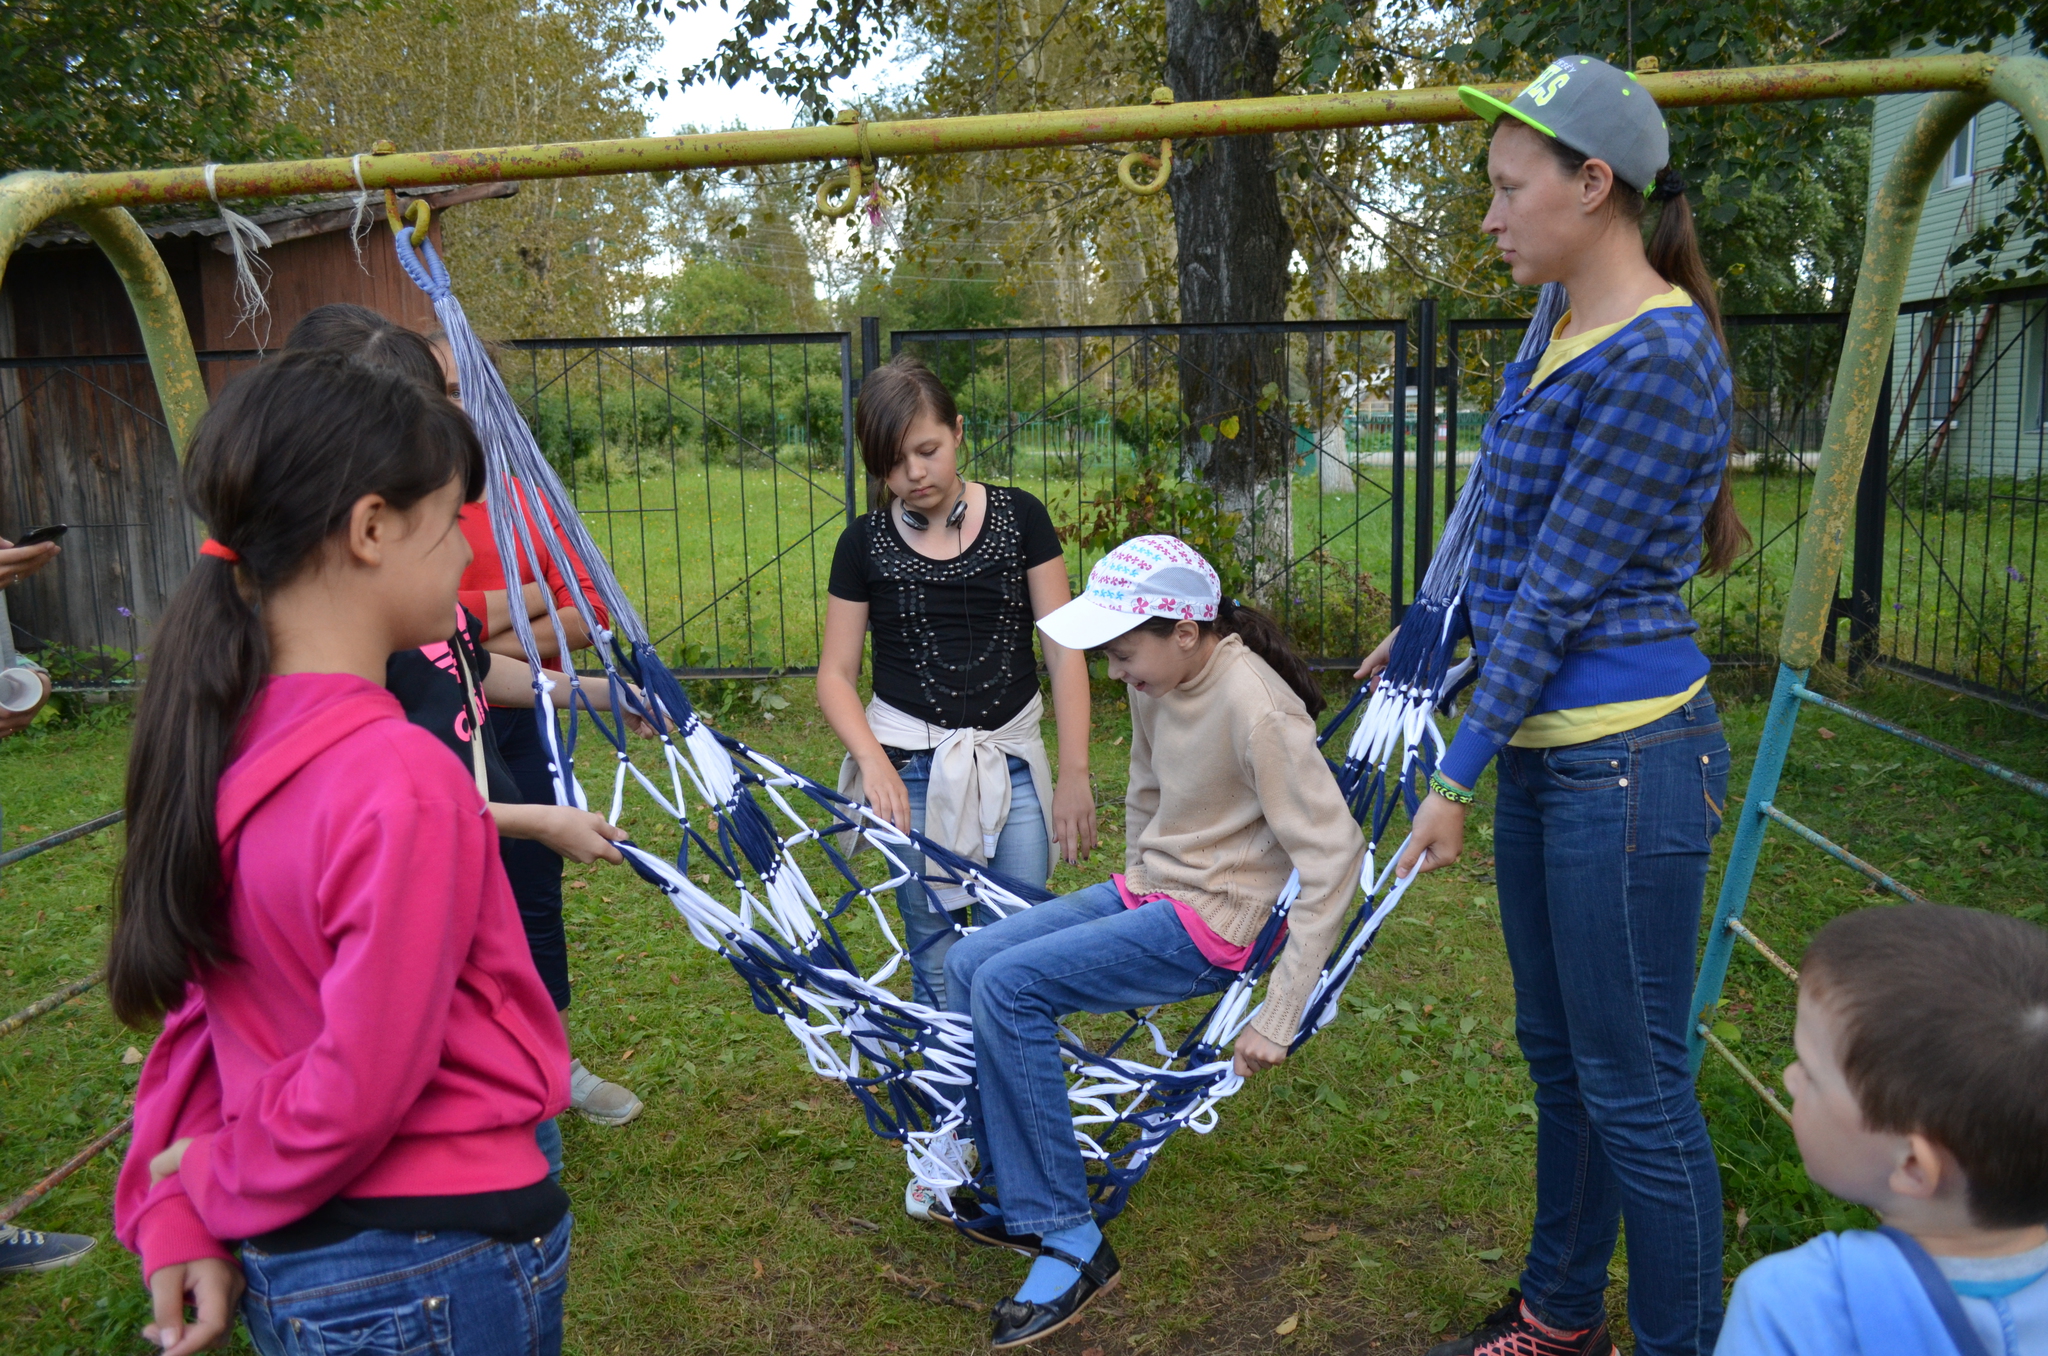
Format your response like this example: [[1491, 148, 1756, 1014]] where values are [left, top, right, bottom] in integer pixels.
[[199, 539, 241, 563]]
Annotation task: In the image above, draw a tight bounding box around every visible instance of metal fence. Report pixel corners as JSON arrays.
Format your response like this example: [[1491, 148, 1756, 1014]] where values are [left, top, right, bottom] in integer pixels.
[[5, 289, 2045, 711], [1849, 284, 2048, 712]]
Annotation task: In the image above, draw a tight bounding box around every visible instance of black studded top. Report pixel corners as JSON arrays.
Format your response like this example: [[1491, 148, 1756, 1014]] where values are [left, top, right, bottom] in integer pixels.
[[827, 486, 1066, 731]]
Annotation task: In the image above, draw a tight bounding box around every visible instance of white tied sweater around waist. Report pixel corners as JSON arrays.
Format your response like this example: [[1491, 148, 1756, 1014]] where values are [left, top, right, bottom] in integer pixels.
[[1124, 635, 1366, 1044], [837, 690, 1056, 891]]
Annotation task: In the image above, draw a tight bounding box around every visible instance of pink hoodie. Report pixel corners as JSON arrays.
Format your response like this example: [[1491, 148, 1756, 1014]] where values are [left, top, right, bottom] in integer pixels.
[[115, 673, 570, 1278]]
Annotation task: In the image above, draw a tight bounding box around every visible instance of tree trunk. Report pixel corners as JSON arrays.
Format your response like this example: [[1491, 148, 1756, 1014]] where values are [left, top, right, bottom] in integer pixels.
[[1165, 0, 1296, 597]]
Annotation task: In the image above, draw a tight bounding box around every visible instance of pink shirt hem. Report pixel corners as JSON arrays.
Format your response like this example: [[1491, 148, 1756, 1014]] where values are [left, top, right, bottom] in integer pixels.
[[1112, 874, 1279, 971]]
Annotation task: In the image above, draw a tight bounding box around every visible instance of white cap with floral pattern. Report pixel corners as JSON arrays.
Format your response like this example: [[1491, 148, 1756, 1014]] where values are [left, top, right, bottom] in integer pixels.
[[1036, 534, 1222, 651]]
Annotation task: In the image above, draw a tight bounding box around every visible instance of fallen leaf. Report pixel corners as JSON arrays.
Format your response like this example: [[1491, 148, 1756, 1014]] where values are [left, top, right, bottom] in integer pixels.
[[1300, 1223, 1338, 1243], [1276, 1312, 1301, 1336], [620, 1047, 636, 1062], [1735, 1207, 1749, 1237], [1474, 1248, 1504, 1261], [601, 896, 614, 904], [121, 1046, 144, 1065], [1817, 727, 1837, 740], [1084, 1349, 1107, 1356], [752, 1258, 764, 1279], [569, 880, 589, 890], [845, 1216, 881, 1232]]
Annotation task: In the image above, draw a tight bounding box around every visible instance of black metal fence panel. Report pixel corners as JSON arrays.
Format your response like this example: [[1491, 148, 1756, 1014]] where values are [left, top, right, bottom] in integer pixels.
[[503, 333, 855, 675], [8, 290, 2044, 714], [1862, 285, 2048, 712], [890, 319, 1415, 666]]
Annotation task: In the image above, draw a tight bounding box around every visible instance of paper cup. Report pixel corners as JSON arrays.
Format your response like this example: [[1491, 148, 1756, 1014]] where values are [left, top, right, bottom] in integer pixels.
[[0, 667, 44, 713]]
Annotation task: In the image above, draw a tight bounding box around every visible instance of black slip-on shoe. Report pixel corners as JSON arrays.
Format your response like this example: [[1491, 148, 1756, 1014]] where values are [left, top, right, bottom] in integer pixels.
[[988, 1237, 1121, 1349], [1425, 1290, 1616, 1356], [932, 1190, 1044, 1256]]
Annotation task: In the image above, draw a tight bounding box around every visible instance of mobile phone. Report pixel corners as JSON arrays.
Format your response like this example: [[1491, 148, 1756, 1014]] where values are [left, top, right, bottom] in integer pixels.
[[13, 525, 67, 547]]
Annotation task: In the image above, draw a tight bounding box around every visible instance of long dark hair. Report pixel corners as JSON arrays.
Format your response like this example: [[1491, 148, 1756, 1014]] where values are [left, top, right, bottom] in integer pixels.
[[1132, 599, 1325, 716], [108, 351, 483, 1026], [854, 356, 960, 501], [1537, 137, 1753, 575], [286, 304, 444, 393]]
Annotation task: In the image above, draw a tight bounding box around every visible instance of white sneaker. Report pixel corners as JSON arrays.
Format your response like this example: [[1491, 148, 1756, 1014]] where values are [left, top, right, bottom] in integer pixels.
[[568, 1058, 643, 1125], [905, 1179, 945, 1220]]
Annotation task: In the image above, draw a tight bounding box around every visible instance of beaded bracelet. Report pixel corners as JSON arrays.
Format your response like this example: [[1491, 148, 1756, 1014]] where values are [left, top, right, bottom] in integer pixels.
[[1428, 770, 1476, 806]]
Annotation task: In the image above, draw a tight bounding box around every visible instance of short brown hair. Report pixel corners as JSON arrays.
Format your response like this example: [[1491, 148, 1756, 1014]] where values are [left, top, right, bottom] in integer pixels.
[[1801, 904, 2048, 1228], [854, 355, 959, 485]]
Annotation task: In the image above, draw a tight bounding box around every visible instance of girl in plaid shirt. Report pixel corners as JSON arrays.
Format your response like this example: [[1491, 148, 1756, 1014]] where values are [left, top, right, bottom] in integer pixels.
[[1361, 56, 1749, 1356]]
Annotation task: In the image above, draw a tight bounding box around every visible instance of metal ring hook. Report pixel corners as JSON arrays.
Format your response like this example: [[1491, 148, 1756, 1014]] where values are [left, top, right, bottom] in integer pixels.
[[816, 159, 864, 218], [1118, 141, 1173, 194], [1117, 86, 1177, 196], [382, 190, 432, 245]]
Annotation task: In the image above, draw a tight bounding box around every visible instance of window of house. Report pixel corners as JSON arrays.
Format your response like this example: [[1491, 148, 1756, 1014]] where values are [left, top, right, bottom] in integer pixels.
[[1947, 116, 1977, 188]]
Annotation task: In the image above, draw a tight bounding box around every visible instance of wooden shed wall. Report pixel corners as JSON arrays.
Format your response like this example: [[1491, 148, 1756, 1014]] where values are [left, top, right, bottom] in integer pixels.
[[0, 215, 446, 674]]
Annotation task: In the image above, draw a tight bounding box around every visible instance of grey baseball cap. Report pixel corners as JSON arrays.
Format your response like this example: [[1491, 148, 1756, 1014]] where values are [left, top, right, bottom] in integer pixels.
[[1459, 55, 1669, 192]]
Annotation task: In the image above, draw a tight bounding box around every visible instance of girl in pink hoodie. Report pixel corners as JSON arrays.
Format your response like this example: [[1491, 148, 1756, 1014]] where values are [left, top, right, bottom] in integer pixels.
[[109, 351, 572, 1356]]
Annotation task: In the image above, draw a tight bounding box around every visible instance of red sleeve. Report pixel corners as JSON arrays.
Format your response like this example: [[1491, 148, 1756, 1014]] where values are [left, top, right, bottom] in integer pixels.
[[525, 488, 609, 631], [116, 989, 233, 1280], [176, 790, 494, 1239]]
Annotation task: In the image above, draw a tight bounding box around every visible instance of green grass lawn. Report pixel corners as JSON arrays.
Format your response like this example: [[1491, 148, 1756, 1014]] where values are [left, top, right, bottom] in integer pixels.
[[1, 667, 2045, 1354]]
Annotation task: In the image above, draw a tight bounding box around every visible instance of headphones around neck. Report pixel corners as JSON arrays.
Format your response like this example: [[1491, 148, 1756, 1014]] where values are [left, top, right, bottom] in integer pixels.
[[901, 487, 969, 533]]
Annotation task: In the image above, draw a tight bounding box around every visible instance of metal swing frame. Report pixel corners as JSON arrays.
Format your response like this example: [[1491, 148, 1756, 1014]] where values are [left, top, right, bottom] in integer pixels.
[[3, 51, 2047, 1144]]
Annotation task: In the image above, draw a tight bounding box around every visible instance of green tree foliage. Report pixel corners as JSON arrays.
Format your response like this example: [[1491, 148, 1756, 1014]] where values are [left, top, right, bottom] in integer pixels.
[[0, 0, 348, 174], [1447, 2, 1868, 313], [278, 0, 661, 337]]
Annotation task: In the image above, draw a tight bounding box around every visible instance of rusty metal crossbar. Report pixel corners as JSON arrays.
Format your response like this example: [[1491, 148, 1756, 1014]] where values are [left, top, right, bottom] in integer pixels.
[[1695, 1024, 1793, 1125], [0, 810, 125, 870], [0, 1117, 133, 1225], [1790, 684, 2048, 800], [1725, 918, 1799, 984], [0, 973, 103, 1039]]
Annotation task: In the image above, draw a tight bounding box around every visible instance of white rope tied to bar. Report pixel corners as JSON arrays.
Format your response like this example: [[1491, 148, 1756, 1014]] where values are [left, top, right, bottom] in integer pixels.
[[204, 163, 274, 348], [348, 153, 374, 270]]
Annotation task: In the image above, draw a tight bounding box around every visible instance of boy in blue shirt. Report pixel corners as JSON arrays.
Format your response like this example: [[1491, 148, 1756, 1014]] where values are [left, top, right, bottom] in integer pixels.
[[1718, 904, 2048, 1356]]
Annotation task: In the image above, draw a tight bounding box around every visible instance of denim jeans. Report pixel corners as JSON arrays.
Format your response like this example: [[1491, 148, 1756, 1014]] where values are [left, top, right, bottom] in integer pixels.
[[1493, 690, 1731, 1356], [895, 752, 1049, 1008], [942, 881, 1233, 1235], [239, 1212, 571, 1356], [536, 1118, 562, 1180]]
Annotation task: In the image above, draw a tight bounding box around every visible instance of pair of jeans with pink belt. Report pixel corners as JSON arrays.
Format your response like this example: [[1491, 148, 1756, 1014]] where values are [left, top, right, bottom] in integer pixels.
[[941, 882, 1233, 1236]]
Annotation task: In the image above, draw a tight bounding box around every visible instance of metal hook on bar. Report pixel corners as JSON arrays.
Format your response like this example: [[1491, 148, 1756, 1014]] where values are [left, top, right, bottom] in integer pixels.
[[818, 109, 877, 219], [383, 190, 431, 245], [1118, 87, 1177, 195]]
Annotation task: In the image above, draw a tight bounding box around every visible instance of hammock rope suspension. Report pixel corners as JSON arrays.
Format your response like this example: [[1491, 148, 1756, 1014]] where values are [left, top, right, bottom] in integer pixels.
[[391, 227, 1471, 1222]]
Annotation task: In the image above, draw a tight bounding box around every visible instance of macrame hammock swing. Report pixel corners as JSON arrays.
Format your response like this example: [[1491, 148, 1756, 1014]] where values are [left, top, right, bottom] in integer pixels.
[[390, 206, 1563, 1225]]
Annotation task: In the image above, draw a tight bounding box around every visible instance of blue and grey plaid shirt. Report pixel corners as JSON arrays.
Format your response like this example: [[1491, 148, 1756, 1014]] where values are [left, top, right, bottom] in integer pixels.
[[1439, 302, 1733, 788]]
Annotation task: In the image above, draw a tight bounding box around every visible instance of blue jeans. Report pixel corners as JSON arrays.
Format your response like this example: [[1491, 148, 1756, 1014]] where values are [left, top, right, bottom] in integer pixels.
[[1493, 690, 1731, 1356], [895, 752, 1050, 1008], [536, 1118, 562, 1179], [239, 1213, 572, 1356], [942, 881, 1233, 1235]]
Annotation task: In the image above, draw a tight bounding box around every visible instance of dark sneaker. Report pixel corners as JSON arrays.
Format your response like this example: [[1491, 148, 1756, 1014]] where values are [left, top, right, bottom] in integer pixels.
[[1426, 1291, 1615, 1356], [0, 1223, 97, 1274], [989, 1236, 1120, 1349]]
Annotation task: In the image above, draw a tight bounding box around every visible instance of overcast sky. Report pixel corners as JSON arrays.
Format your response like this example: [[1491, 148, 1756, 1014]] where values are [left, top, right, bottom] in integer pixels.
[[645, 10, 928, 135]]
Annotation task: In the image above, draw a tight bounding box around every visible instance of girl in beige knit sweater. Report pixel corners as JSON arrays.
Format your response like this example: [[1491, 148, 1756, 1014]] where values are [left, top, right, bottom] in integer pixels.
[[942, 535, 1367, 1349]]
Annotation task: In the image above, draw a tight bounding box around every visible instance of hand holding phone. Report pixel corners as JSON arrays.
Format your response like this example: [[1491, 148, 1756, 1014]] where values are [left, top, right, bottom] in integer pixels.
[[0, 525, 64, 588]]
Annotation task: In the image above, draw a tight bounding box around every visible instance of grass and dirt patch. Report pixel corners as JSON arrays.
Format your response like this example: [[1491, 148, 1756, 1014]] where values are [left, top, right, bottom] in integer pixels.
[[0, 666, 2044, 1353]]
